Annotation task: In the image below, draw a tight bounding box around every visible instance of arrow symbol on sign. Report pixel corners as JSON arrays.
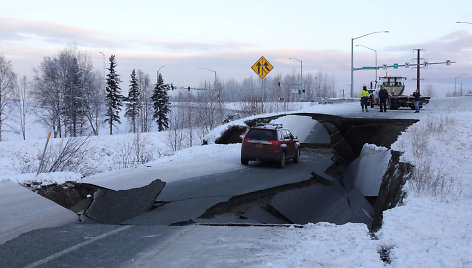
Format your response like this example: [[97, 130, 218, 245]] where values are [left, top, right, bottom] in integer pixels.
[[264, 62, 270, 72], [256, 62, 262, 74]]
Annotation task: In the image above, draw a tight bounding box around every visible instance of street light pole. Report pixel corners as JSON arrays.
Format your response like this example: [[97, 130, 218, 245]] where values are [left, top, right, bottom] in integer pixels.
[[454, 73, 467, 97], [350, 31, 389, 98], [199, 67, 219, 101], [356, 45, 378, 87], [289, 57, 303, 101], [199, 67, 217, 84]]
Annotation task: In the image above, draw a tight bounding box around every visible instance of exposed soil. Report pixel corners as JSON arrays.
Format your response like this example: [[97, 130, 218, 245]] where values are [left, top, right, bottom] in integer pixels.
[[24, 181, 98, 212]]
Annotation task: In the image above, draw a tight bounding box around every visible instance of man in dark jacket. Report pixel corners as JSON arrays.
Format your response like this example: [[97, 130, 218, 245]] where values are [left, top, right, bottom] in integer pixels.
[[379, 87, 389, 112], [413, 89, 421, 113]]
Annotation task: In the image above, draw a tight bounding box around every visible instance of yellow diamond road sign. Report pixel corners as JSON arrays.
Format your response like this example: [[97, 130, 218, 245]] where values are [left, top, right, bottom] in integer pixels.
[[251, 56, 273, 79]]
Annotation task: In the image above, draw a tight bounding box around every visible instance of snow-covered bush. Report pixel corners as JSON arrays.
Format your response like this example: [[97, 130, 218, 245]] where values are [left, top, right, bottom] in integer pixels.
[[40, 136, 94, 175], [394, 115, 461, 200]]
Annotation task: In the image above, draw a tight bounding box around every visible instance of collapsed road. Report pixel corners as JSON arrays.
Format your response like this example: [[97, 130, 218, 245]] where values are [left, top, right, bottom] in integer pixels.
[[0, 113, 418, 267], [23, 113, 416, 228]]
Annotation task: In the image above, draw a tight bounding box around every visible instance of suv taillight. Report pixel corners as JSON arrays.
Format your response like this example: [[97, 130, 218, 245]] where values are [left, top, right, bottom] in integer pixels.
[[268, 140, 280, 145], [243, 137, 252, 143]]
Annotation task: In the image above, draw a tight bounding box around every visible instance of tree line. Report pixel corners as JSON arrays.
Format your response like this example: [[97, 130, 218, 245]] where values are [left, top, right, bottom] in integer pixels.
[[0, 48, 338, 142]]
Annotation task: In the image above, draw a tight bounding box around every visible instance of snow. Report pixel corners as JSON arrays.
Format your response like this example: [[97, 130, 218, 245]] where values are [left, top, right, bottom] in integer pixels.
[[0, 180, 78, 245], [271, 115, 324, 143], [133, 223, 384, 268], [1, 97, 472, 266], [378, 98, 472, 267], [82, 144, 242, 190], [377, 197, 472, 267], [344, 144, 391, 197]]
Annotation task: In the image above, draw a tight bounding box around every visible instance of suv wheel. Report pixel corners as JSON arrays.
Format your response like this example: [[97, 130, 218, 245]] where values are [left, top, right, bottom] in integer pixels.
[[293, 149, 300, 163], [278, 152, 286, 168], [241, 158, 249, 165]]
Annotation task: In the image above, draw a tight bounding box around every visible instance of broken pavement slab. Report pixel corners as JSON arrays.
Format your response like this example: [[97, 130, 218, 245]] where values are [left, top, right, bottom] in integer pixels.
[[0, 180, 78, 245], [268, 176, 374, 226], [84, 179, 166, 224]]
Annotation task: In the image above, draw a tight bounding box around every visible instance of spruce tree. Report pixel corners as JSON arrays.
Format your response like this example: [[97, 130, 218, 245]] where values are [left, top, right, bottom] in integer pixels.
[[104, 55, 123, 135], [125, 69, 140, 133], [151, 73, 170, 131]]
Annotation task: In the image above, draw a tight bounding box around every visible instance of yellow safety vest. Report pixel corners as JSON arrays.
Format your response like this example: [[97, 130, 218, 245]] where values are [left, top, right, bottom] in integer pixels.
[[360, 90, 369, 98]]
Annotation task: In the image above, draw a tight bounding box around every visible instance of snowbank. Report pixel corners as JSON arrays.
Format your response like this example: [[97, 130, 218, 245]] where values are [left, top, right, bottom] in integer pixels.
[[134, 223, 384, 267], [378, 101, 472, 266]]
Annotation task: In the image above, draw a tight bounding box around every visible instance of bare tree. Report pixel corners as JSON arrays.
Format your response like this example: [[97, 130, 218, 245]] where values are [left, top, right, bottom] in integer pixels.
[[33, 57, 63, 138], [136, 70, 152, 132], [34, 48, 95, 138], [168, 109, 185, 152], [0, 55, 17, 141], [14, 75, 29, 140], [78, 51, 103, 136], [238, 77, 264, 115]]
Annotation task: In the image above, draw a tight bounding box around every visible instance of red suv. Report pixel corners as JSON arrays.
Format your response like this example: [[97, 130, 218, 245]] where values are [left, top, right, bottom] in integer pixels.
[[241, 123, 300, 168]]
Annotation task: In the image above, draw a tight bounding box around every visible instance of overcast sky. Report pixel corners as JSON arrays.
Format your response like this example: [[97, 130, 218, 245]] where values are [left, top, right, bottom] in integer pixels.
[[1, 0, 471, 96]]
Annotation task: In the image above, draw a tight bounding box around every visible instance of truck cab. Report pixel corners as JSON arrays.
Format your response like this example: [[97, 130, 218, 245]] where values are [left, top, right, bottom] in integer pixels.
[[379, 76, 406, 96]]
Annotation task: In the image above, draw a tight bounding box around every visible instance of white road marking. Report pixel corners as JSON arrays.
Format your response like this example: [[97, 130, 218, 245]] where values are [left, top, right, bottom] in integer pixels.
[[24, 225, 131, 268]]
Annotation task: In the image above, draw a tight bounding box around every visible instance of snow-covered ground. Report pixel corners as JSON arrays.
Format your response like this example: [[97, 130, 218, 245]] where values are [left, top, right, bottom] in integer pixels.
[[1, 97, 471, 266]]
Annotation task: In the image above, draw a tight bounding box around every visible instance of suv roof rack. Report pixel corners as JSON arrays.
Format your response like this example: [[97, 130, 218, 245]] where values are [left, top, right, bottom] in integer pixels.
[[256, 123, 283, 128]]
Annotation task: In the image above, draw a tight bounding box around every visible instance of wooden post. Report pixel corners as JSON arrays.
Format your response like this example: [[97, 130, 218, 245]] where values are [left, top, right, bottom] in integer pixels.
[[36, 132, 51, 176]]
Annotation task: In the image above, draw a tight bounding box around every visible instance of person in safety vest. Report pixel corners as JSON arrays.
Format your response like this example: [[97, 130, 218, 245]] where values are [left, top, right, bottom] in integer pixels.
[[360, 86, 370, 112]]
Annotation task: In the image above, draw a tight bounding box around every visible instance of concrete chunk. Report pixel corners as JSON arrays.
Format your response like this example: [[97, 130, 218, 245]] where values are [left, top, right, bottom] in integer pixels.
[[269, 180, 354, 225], [84, 179, 165, 224]]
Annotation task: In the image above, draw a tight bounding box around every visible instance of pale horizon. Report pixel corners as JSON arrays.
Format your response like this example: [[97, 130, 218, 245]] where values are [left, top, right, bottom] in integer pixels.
[[1, 0, 471, 95]]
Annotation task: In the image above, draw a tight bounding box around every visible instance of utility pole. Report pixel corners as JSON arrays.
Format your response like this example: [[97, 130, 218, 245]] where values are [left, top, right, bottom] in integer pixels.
[[416, 49, 421, 94]]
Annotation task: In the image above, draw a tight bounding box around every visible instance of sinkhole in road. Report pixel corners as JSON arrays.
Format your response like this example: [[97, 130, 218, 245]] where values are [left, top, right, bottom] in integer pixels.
[[197, 113, 417, 230], [32, 113, 417, 231]]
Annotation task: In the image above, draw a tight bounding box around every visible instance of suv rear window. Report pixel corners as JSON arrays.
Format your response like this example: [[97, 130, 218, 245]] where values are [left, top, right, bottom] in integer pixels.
[[245, 129, 277, 141]]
